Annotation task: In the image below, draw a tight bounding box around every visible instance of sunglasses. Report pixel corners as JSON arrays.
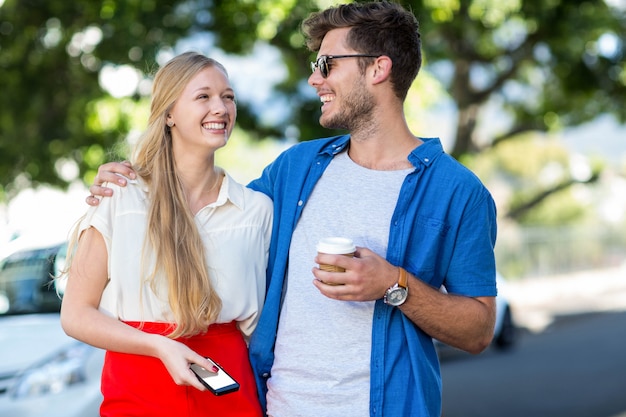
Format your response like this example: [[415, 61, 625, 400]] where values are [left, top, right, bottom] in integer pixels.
[[310, 54, 380, 78]]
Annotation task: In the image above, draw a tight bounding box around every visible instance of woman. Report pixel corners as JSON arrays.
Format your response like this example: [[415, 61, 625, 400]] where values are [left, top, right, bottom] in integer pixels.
[[60, 52, 272, 416]]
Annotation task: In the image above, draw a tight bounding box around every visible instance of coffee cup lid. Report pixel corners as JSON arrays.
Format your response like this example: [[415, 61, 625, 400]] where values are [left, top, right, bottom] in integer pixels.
[[316, 237, 356, 254]]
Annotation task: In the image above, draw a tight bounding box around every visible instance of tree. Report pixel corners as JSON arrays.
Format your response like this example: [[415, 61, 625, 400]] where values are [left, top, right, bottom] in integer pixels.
[[0, 0, 191, 198], [1, 0, 624, 221], [412, 0, 624, 219]]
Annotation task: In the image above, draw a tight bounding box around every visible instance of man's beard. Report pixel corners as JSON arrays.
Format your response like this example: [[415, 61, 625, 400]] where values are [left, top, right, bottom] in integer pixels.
[[320, 77, 375, 133]]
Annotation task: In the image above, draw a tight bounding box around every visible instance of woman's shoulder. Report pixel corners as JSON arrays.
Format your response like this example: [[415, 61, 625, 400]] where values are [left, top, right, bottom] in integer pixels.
[[245, 186, 273, 209], [240, 179, 273, 203], [101, 175, 148, 206], [226, 173, 273, 210]]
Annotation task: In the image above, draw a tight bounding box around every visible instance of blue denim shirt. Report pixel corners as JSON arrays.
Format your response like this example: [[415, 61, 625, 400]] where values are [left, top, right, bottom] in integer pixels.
[[248, 135, 497, 416]]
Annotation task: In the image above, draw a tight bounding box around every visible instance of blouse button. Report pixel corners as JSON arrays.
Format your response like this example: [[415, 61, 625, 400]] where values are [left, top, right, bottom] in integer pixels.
[[298, 200, 303, 206]]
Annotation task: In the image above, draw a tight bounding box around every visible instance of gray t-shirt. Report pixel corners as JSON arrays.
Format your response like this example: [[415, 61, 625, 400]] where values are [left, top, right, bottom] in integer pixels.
[[266, 151, 411, 417]]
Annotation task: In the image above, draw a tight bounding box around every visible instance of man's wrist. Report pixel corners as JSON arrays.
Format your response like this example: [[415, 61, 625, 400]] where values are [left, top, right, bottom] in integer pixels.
[[383, 267, 409, 306]]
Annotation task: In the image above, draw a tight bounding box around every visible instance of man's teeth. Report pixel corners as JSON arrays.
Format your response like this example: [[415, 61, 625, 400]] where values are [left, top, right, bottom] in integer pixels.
[[320, 95, 334, 103], [203, 122, 226, 130]]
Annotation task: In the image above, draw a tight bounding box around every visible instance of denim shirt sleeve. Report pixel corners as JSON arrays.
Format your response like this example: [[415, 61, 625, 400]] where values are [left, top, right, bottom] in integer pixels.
[[370, 138, 497, 417]]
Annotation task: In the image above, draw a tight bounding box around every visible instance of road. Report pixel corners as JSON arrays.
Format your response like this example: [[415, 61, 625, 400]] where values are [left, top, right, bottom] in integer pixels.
[[440, 310, 626, 417]]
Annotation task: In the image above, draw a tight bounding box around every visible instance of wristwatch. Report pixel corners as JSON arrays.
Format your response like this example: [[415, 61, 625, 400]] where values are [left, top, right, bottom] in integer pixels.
[[383, 267, 409, 306]]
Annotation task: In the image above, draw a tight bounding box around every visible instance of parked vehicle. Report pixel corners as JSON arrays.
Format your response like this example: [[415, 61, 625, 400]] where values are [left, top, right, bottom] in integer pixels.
[[491, 273, 517, 350], [0, 242, 103, 417]]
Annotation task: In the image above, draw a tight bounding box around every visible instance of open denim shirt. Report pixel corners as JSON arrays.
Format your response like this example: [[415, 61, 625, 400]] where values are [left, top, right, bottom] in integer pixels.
[[248, 135, 497, 416]]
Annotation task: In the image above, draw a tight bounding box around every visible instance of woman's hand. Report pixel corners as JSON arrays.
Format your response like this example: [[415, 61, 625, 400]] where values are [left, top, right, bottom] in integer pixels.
[[154, 335, 219, 391]]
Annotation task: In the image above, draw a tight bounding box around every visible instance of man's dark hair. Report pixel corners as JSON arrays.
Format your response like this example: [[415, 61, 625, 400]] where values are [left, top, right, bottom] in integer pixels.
[[302, 1, 422, 101]]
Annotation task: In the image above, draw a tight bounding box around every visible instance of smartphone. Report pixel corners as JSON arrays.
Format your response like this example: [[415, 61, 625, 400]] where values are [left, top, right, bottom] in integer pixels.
[[190, 359, 240, 396]]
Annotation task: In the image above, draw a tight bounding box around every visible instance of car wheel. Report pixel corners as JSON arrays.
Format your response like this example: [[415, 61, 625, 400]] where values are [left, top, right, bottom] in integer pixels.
[[494, 306, 516, 350]]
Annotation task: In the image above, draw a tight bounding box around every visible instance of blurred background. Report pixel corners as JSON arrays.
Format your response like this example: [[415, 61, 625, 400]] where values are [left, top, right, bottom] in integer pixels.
[[0, 1, 625, 416]]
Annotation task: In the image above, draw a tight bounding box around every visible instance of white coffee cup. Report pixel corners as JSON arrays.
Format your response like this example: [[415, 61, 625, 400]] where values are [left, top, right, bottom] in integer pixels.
[[316, 237, 356, 272]]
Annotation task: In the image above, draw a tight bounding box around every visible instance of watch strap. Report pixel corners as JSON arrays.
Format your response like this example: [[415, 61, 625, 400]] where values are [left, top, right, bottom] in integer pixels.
[[383, 267, 409, 306], [397, 267, 408, 289]]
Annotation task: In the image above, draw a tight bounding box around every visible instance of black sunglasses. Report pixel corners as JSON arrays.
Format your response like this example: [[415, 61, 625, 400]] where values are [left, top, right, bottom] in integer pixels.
[[310, 54, 380, 78]]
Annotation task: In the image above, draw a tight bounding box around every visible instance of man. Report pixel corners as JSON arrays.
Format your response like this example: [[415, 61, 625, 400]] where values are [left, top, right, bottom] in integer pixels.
[[87, 2, 497, 416]]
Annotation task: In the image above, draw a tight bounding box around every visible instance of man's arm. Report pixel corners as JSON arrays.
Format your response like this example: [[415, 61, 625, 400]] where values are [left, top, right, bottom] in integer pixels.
[[86, 161, 136, 206], [312, 248, 497, 354], [397, 273, 496, 354]]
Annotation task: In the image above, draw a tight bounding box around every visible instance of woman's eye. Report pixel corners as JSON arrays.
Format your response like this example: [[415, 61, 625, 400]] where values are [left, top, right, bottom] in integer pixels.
[[224, 94, 235, 101]]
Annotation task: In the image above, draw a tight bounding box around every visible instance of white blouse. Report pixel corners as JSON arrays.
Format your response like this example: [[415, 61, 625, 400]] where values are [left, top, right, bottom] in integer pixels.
[[79, 172, 273, 337]]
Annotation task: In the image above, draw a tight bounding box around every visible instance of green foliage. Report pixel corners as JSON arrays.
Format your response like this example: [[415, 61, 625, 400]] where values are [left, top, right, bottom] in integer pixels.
[[464, 133, 603, 225], [0, 0, 189, 198], [412, 0, 626, 157], [0, 0, 624, 231]]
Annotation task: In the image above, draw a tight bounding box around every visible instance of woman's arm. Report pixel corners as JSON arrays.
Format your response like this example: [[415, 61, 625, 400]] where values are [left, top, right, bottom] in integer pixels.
[[60, 227, 216, 390]]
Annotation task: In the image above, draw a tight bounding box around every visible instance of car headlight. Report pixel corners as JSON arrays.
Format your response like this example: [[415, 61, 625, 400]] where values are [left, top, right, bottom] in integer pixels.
[[10, 342, 95, 399]]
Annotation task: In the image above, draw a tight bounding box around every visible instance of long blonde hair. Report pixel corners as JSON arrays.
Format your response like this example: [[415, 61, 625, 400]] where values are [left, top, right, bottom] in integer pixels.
[[132, 52, 227, 338], [64, 52, 227, 338]]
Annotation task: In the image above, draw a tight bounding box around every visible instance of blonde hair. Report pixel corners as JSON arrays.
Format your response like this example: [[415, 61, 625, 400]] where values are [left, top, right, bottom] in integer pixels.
[[133, 52, 228, 338], [66, 52, 227, 338]]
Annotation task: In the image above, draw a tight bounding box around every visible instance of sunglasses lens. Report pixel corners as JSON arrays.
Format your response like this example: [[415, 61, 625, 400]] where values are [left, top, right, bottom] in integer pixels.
[[319, 57, 328, 78], [311, 55, 329, 78], [311, 56, 329, 78]]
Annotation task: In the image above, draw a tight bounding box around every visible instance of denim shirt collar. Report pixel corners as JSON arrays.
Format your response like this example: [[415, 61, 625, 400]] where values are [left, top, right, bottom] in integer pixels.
[[318, 134, 444, 169], [318, 134, 351, 156]]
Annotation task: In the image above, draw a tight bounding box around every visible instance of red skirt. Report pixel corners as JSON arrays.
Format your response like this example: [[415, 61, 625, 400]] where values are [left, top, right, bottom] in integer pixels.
[[100, 321, 262, 417]]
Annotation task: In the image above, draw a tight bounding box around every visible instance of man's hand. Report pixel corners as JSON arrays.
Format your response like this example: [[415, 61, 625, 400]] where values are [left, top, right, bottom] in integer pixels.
[[312, 247, 397, 301], [86, 161, 136, 206]]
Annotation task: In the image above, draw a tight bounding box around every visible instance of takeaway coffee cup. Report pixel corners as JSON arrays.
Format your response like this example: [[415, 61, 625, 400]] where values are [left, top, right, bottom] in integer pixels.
[[316, 237, 356, 272]]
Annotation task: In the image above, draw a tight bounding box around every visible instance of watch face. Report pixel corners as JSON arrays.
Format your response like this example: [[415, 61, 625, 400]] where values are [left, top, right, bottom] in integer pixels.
[[387, 287, 408, 306]]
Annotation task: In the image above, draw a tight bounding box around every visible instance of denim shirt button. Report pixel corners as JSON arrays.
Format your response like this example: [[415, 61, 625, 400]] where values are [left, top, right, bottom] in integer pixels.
[[298, 200, 303, 206]]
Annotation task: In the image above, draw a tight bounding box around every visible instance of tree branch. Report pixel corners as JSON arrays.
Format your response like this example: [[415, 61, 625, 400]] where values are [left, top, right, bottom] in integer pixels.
[[506, 172, 600, 220]]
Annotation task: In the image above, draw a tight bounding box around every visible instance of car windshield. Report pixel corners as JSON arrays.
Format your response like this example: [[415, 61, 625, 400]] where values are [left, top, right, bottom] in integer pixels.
[[0, 243, 67, 316]]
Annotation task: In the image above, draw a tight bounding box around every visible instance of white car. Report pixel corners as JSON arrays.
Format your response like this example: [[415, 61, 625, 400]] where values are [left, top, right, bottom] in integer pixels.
[[0, 243, 104, 417]]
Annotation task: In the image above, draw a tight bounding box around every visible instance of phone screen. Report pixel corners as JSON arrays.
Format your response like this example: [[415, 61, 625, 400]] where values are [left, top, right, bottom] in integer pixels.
[[190, 362, 240, 396]]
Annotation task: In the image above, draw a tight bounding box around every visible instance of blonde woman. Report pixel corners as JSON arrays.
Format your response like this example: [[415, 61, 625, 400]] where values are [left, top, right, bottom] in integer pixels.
[[60, 52, 272, 416]]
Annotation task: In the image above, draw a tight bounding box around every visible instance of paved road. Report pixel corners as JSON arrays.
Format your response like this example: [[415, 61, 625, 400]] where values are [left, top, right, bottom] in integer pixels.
[[440, 266, 626, 417], [440, 311, 626, 417], [504, 265, 626, 332]]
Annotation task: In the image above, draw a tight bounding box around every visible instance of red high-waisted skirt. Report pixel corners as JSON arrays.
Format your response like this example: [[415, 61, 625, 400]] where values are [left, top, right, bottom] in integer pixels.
[[100, 321, 262, 417]]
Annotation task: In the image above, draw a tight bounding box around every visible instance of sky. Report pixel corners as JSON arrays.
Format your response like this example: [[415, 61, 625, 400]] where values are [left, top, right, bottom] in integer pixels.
[[563, 114, 626, 166], [0, 183, 88, 259]]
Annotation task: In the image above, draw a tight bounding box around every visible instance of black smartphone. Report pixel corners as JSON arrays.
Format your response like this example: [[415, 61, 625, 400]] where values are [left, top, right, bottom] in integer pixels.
[[190, 359, 240, 396]]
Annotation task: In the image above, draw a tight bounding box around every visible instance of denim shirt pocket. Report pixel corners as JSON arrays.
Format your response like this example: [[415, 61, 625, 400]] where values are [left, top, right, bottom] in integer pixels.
[[404, 215, 450, 283]]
